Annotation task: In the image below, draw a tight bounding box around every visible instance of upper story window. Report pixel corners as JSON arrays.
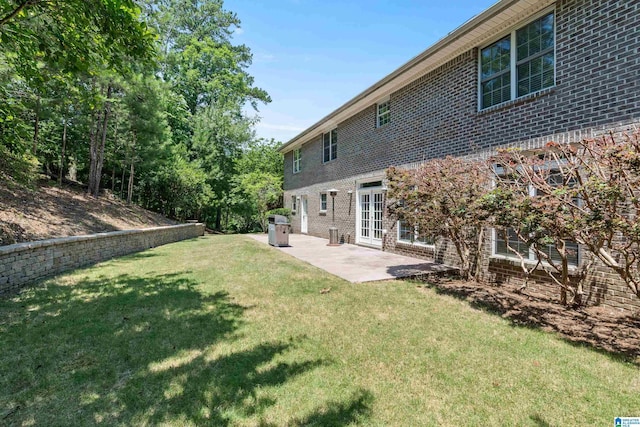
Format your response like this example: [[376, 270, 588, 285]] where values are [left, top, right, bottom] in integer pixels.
[[377, 101, 390, 127], [480, 11, 555, 109], [293, 148, 301, 173], [323, 129, 337, 163]]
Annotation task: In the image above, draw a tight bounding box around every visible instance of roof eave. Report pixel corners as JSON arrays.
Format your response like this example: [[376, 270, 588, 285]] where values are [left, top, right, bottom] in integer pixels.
[[278, 0, 553, 153]]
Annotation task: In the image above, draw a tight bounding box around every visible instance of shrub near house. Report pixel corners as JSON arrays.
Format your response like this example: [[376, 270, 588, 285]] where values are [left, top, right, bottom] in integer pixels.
[[387, 130, 640, 308], [386, 158, 489, 282]]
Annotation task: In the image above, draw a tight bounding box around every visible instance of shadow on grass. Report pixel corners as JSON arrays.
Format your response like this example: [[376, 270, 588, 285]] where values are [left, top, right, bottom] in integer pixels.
[[117, 251, 162, 261], [288, 389, 374, 427], [0, 272, 341, 426], [529, 413, 552, 427], [419, 278, 640, 364]]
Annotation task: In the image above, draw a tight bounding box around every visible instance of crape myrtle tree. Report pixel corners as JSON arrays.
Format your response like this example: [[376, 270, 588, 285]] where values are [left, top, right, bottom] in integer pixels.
[[483, 148, 595, 306], [484, 129, 640, 306], [568, 130, 640, 300], [386, 156, 491, 281], [389, 131, 640, 307]]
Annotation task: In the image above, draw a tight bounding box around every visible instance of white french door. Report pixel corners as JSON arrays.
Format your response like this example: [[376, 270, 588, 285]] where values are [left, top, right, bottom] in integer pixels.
[[300, 196, 308, 234], [357, 188, 384, 247]]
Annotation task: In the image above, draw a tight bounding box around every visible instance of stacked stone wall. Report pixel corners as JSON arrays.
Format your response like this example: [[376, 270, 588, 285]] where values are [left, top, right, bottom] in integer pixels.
[[0, 223, 205, 294]]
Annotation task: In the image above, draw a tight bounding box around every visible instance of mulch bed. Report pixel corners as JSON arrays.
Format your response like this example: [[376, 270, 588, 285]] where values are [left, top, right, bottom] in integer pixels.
[[416, 276, 640, 362]]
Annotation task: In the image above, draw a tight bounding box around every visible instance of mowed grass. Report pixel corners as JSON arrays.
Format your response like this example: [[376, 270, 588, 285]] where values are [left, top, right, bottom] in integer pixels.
[[1, 235, 639, 426]]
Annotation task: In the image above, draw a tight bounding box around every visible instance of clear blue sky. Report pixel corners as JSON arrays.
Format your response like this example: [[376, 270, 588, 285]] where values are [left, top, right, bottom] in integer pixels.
[[225, 0, 497, 143]]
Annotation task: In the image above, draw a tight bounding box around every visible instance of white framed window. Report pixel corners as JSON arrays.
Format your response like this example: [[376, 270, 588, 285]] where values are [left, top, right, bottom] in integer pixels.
[[291, 196, 297, 212], [493, 229, 579, 266], [323, 129, 337, 163], [492, 164, 579, 265], [320, 193, 327, 212], [293, 148, 301, 173], [397, 220, 435, 247], [377, 101, 390, 127], [479, 10, 555, 109]]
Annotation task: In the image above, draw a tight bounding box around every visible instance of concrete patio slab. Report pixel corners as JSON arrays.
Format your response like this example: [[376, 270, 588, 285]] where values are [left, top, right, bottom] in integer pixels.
[[248, 233, 455, 283]]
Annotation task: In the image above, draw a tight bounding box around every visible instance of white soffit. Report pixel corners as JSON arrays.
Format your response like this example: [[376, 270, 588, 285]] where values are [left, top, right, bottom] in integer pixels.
[[279, 0, 556, 154]]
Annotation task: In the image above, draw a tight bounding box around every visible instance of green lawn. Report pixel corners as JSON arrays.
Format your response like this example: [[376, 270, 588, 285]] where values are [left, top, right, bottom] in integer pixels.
[[1, 235, 639, 426]]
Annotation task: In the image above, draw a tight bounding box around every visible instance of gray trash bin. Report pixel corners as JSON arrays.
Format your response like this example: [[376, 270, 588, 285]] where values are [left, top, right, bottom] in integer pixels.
[[268, 214, 290, 247]]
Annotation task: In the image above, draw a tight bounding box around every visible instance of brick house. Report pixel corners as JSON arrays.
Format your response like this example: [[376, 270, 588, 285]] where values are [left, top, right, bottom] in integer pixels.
[[279, 0, 640, 310]]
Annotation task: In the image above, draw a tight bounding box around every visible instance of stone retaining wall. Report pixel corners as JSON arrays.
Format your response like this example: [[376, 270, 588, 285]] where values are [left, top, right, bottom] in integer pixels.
[[0, 223, 205, 294]]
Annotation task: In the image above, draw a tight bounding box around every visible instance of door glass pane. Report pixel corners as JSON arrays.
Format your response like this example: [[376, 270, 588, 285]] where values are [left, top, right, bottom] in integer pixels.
[[373, 192, 383, 240], [361, 194, 370, 238]]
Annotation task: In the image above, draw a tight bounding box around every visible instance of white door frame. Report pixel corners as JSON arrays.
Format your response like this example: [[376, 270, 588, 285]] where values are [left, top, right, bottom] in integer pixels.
[[355, 179, 384, 247], [300, 195, 308, 234]]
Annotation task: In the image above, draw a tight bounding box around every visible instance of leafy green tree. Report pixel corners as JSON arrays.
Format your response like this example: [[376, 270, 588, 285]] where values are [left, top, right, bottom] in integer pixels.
[[0, 0, 154, 74], [229, 138, 284, 231], [0, 0, 279, 236], [234, 171, 282, 232], [144, 0, 270, 114], [122, 74, 172, 203], [191, 102, 254, 229], [236, 138, 284, 177]]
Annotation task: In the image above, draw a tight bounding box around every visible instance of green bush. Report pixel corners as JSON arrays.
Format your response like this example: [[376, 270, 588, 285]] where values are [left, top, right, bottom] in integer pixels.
[[265, 208, 292, 221], [0, 145, 39, 185]]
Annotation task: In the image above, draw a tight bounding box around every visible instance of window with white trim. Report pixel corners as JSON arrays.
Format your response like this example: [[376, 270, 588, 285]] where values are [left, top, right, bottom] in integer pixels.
[[480, 11, 555, 109], [293, 148, 301, 173], [323, 129, 337, 163], [493, 166, 579, 265], [291, 196, 297, 212], [494, 229, 579, 265], [377, 101, 390, 127], [398, 220, 435, 246], [320, 193, 327, 212]]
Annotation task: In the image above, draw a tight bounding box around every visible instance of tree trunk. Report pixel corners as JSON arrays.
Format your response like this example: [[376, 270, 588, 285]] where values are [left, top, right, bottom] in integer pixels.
[[127, 161, 134, 204], [215, 206, 222, 231], [58, 114, 67, 186], [88, 84, 112, 197], [32, 96, 40, 155], [87, 106, 101, 196], [120, 167, 126, 198], [126, 132, 136, 204], [110, 113, 119, 193]]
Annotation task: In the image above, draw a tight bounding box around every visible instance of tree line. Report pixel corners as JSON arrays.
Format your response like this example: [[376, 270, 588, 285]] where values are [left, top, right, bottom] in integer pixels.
[[0, 0, 283, 232], [386, 130, 640, 307]]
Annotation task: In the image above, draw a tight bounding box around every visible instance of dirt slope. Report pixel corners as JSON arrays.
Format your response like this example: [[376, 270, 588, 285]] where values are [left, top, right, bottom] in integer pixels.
[[0, 179, 176, 246]]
